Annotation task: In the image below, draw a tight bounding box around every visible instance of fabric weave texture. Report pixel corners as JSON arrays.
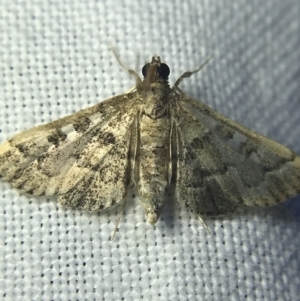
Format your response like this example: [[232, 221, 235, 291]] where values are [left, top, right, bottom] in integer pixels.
[[0, 0, 299, 300]]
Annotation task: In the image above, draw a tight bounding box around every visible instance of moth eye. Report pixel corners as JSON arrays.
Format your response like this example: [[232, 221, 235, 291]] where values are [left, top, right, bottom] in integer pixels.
[[142, 62, 170, 79], [159, 63, 170, 79], [142, 63, 150, 77]]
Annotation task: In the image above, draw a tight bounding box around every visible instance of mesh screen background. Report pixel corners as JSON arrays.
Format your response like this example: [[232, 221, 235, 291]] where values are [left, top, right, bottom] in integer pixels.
[[0, 1, 300, 300]]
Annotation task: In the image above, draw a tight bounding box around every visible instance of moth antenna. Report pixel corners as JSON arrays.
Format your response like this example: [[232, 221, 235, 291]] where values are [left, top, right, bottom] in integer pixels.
[[135, 52, 140, 75]]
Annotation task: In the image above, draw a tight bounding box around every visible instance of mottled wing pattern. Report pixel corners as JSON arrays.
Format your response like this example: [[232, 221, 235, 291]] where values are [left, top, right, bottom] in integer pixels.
[[172, 96, 300, 217], [0, 93, 140, 211], [58, 112, 140, 211]]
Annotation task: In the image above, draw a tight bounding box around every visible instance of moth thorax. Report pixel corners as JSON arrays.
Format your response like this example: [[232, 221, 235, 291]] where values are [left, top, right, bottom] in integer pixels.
[[142, 83, 170, 118]]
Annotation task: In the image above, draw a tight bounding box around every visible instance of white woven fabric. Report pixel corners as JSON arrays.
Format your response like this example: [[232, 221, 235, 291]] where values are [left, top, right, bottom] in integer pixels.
[[0, 0, 299, 300]]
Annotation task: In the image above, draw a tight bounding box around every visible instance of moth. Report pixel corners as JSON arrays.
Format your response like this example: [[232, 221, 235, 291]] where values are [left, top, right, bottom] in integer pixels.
[[0, 54, 300, 230]]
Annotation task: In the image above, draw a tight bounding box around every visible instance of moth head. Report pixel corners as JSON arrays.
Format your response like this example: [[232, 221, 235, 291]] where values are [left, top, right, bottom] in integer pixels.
[[142, 56, 170, 85]]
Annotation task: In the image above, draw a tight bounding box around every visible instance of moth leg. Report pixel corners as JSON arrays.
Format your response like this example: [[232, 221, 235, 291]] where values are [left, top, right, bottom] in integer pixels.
[[198, 216, 211, 234], [125, 86, 137, 94], [173, 86, 186, 96], [173, 56, 214, 90], [110, 195, 128, 241], [110, 46, 143, 88], [110, 181, 138, 240]]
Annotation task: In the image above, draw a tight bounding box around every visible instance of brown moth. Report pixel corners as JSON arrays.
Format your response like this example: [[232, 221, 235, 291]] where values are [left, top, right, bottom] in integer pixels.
[[0, 54, 299, 233]]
